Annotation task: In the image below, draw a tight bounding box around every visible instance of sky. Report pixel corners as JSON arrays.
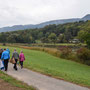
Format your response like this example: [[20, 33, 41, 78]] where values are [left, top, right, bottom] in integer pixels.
[[0, 0, 90, 27]]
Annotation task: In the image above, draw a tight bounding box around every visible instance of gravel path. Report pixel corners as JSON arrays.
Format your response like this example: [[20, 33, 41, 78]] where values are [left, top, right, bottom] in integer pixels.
[[5, 63, 90, 90]]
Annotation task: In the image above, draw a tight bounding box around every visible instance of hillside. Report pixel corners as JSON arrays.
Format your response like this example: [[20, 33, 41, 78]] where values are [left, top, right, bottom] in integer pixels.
[[0, 20, 90, 43], [82, 14, 90, 20], [0, 14, 90, 32]]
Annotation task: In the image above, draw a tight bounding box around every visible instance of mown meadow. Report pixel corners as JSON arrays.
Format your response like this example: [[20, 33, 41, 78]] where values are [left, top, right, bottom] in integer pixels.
[[1, 45, 90, 88]]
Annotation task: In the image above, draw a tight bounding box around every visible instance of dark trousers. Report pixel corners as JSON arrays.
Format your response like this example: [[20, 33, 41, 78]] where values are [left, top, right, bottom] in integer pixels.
[[20, 61, 23, 68], [14, 59, 18, 70], [4, 59, 9, 71]]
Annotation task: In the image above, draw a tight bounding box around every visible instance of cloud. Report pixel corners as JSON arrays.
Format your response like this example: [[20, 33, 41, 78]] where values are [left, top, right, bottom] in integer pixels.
[[0, 0, 90, 27]]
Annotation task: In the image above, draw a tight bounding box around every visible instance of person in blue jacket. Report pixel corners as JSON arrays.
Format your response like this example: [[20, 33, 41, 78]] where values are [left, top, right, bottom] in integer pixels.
[[1, 48, 10, 71], [6, 48, 10, 54]]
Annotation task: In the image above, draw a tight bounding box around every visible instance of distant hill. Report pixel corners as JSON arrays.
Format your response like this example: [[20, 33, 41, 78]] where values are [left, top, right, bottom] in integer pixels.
[[0, 14, 90, 32], [82, 14, 90, 21]]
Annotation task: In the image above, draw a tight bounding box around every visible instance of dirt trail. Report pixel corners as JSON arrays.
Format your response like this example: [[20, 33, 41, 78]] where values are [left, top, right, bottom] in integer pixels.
[[5, 63, 90, 90]]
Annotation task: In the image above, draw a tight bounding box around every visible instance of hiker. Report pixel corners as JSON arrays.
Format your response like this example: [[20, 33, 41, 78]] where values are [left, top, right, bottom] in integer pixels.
[[19, 50, 25, 69], [0, 48, 3, 59], [0, 48, 4, 70], [12, 49, 19, 70], [7, 48, 10, 54], [1, 48, 10, 71]]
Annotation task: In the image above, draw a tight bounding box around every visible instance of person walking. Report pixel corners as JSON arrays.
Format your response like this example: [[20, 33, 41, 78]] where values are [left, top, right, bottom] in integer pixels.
[[19, 51, 25, 69], [0, 48, 4, 70], [1, 48, 10, 71], [7, 48, 10, 54], [12, 49, 19, 70], [0, 48, 3, 59]]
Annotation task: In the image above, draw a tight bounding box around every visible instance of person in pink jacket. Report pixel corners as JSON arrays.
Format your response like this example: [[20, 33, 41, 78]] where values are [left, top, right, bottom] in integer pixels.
[[19, 51, 25, 69]]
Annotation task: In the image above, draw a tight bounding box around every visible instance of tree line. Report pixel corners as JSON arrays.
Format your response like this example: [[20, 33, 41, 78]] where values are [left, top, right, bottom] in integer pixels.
[[0, 20, 90, 47]]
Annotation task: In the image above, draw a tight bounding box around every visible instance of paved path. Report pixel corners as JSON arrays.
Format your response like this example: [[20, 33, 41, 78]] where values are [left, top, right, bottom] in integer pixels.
[[5, 63, 90, 90]]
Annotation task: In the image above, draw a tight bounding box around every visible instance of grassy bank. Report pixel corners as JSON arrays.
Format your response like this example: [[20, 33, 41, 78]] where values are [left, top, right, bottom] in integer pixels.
[[0, 71, 35, 90], [0, 45, 90, 88]]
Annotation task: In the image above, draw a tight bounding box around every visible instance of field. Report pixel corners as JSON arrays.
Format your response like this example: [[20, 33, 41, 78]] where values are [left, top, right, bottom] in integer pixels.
[[1, 45, 90, 88]]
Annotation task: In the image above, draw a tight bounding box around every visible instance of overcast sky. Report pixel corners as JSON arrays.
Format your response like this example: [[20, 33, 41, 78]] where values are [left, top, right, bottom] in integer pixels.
[[0, 0, 90, 27]]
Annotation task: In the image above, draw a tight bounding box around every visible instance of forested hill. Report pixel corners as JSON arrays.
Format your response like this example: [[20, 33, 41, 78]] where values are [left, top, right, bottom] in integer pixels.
[[0, 20, 90, 43], [0, 14, 90, 32]]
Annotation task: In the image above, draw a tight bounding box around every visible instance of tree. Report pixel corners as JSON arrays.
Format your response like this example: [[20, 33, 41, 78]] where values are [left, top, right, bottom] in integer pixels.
[[57, 34, 64, 43], [38, 32, 43, 39], [78, 28, 90, 48], [7, 34, 16, 43], [41, 37, 49, 43], [48, 33, 57, 44], [64, 30, 72, 42]]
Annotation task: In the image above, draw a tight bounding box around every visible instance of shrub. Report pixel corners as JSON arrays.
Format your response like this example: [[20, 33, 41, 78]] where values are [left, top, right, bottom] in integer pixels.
[[76, 48, 90, 65], [59, 46, 72, 59], [3, 43, 6, 46], [20, 46, 61, 57], [67, 53, 78, 62]]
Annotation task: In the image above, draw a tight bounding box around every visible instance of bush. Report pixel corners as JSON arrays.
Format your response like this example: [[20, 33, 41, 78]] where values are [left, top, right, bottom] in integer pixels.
[[76, 48, 90, 65], [59, 46, 72, 59], [3, 43, 6, 46], [67, 53, 78, 62], [20, 46, 61, 57]]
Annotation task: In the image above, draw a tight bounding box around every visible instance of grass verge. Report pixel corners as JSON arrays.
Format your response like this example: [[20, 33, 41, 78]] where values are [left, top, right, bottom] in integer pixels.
[[0, 71, 36, 90]]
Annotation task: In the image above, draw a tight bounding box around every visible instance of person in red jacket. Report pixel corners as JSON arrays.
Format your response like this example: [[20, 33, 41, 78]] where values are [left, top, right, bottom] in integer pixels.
[[19, 51, 25, 69]]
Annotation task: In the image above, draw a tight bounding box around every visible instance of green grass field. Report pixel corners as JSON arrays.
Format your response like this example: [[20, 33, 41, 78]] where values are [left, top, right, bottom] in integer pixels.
[[1, 46, 90, 87]]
